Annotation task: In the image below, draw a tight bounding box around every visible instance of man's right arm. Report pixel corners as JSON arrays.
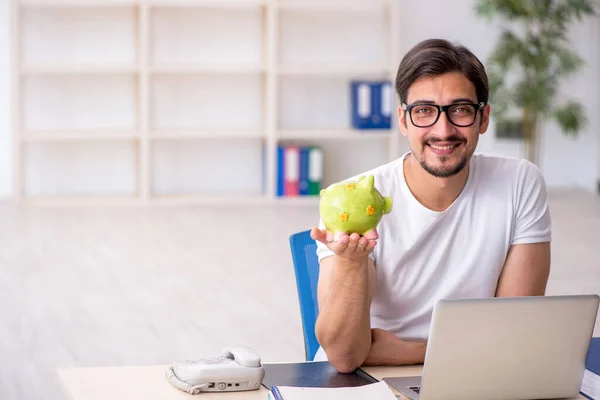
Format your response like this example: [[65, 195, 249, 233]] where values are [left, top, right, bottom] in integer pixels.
[[311, 229, 377, 373]]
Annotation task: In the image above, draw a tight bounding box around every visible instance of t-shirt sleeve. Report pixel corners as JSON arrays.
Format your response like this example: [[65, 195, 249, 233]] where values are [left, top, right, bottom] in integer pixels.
[[315, 219, 376, 264], [512, 160, 552, 245]]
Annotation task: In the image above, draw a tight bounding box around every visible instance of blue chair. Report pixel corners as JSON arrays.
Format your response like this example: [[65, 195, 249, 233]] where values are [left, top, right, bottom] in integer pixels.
[[289, 229, 321, 361]]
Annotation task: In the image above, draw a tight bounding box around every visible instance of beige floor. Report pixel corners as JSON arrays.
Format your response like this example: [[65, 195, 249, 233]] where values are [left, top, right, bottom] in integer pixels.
[[0, 189, 599, 400]]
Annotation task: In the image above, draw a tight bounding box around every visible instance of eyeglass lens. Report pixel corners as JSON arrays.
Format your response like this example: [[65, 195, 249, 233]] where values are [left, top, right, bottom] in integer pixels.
[[411, 104, 477, 127]]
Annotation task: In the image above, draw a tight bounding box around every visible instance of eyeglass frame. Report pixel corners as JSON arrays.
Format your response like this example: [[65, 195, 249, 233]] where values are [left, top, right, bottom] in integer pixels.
[[401, 101, 485, 128]]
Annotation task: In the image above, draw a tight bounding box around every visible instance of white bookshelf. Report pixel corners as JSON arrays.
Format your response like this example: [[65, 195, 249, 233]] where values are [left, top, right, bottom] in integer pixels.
[[11, 0, 403, 205]]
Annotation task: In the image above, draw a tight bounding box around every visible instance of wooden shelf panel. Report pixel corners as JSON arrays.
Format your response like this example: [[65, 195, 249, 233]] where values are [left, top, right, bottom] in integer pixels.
[[148, 194, 268, 205], [150, 129, 265, 140], [277, 64, 390, 76], [148, 194, 320, 206], [21, 65, 138, 74], [22, 195, 141, 207], [278, 129, 391, 140], [19, 1, 138, 7], [21, 130, 141, 142], [276, 0, 388, 11], [148, 0, 266, 8], [149, 64, 265, 74]]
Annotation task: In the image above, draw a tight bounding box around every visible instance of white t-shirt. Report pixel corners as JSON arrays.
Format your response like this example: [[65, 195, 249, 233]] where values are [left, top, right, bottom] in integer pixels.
[[313, 152, 551, 361]]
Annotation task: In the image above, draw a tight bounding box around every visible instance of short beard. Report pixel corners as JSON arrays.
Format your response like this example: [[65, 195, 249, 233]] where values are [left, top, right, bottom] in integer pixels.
[[419, 154, 467, 178]]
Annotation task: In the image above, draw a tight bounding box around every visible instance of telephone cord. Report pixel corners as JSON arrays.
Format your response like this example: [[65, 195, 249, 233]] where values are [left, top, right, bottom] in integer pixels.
[[165, 366, 209, 395]]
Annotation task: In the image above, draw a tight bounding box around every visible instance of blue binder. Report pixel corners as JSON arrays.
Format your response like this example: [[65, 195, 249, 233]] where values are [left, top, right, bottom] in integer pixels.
[[351, 80, 392, 130], [277, 146, 285, 197], [581, 337, 600, 400], [298, 147, 310, 196]]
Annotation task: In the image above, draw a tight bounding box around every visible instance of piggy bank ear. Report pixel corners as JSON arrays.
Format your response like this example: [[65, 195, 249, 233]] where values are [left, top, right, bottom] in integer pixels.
[[320, 189, 326, 197], [359, 175, 374, 189], [383, 197, 393, 214]]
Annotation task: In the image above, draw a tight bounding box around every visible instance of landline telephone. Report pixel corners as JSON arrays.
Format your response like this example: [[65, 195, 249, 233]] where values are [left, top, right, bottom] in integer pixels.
[[165, 345, 265, 395]]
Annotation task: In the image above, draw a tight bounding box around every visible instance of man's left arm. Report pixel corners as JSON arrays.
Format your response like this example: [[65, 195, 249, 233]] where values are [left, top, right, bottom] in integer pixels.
[[495, 242, 550, 296], [496, 160, 552, 297]]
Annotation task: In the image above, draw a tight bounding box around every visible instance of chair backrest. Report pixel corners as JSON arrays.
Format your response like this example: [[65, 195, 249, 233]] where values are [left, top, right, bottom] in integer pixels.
[[288, 229, 321, 361]]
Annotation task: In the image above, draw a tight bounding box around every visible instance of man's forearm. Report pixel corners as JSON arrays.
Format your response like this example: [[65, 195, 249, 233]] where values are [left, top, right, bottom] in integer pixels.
[[363, 329, 427, 366], [315, 256, 372, 372]]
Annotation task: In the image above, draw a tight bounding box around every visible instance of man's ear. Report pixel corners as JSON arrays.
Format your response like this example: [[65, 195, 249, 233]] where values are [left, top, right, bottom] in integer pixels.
[[479, 104, 491, 134], [398, 106, 408, 137]]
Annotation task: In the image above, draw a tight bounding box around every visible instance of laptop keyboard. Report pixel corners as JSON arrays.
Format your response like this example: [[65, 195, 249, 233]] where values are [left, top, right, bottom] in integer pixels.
[[409, 386, 421, 394]]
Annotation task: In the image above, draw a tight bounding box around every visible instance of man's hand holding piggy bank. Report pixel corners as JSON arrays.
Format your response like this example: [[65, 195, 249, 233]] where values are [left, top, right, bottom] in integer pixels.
[[310, 175, 392, 260]]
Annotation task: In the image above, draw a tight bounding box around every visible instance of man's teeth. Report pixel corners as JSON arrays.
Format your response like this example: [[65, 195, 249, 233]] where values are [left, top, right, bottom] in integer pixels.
[[430, 144, 458, 150]]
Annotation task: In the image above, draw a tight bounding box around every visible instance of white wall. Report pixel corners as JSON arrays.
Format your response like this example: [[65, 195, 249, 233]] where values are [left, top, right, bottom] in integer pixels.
[[0, 0, 599, 199], [0, 0, 11, 199]]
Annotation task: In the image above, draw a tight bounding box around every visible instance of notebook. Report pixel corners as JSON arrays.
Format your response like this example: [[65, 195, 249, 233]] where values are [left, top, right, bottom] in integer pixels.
[[268, 381, 398, 400], [261, 361, 377, 390]]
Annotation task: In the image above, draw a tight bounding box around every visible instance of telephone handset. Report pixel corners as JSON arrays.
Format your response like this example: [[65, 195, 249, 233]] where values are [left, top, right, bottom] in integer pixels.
[[165, 345, 265, 395]]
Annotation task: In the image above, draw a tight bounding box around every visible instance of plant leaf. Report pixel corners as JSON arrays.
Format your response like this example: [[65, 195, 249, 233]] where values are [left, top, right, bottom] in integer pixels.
[[552, 100, 587, 136], [488, 30, 527, 70], [475, 0, 534, 20], [513, 74, 558, 115], [553, 45, 584, 76]]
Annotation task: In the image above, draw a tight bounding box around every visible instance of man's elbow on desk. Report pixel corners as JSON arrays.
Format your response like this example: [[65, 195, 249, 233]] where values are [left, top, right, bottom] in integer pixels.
[[316, 330, 371, 373], [315, 323, 372, 372], [323, 349, 369, 374]]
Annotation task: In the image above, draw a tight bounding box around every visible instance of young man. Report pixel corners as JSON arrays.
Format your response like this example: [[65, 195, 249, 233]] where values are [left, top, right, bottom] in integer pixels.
[[310, 39, 552, 373]]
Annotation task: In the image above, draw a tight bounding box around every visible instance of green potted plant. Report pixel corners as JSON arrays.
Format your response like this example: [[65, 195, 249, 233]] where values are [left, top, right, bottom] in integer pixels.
[[475, 0, 596, 165]]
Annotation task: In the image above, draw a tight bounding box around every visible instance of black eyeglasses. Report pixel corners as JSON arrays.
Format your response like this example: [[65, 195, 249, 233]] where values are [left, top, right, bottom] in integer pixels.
[[401, 102, 485, 128]]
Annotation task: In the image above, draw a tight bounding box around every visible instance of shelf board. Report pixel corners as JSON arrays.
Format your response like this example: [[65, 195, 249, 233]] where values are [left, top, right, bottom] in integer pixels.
[[19, 1, 138, 7], [150, 64, 265, 75], [149, 194, 322, 206], [22, 195, 141, 207], [278, 129, 392, 140], [276, 0, 388, 11], [270, 195, 320, 205], [150, 129, 265, 140], [20, 65, 138, 75], [148, 0, 266, 8], [149, 194, 268, 205], [21, 130, 140, 142], [277, 64, 391, 76], [21, 193, 322, 206]]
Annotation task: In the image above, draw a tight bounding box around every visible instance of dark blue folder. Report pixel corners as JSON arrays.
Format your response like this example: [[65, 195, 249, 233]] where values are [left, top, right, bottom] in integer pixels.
[[581, 337, 600, 400]]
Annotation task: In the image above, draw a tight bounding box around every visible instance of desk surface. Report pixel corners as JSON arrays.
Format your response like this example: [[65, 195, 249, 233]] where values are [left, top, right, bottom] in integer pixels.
[[57, 363, 586, 400]]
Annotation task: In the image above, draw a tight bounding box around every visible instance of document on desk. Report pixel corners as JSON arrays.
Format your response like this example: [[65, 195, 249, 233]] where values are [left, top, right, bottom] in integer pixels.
[[268, 380, 397, 400]]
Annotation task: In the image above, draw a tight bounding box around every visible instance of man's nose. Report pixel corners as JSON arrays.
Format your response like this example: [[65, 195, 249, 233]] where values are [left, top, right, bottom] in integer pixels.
[[432, 110, 455, 137]]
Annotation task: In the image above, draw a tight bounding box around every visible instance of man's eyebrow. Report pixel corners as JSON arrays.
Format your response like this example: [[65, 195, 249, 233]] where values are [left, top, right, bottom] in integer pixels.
[[409, 99, 436, 105], [408, 98, 478, 105], [451, 98, 477, 104]]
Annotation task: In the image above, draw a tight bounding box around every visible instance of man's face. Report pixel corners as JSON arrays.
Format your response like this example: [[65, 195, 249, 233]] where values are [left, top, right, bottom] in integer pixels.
[[399, 71, 491, 178]]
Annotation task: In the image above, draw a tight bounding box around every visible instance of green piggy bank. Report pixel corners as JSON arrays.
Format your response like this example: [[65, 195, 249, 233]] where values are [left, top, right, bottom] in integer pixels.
[[319, 175, 392, 236]]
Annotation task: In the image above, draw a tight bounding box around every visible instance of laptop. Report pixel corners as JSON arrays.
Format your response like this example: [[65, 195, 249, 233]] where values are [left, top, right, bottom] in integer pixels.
[[383, 294, 600, 400]]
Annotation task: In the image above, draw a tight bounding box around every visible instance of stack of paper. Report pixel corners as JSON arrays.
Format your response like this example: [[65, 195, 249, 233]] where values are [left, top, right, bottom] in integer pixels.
[[268, 381, 398, 400]]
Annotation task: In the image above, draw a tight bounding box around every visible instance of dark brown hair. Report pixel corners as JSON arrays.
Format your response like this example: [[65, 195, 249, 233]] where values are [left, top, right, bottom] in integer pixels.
[[395, 39, 489, 105]]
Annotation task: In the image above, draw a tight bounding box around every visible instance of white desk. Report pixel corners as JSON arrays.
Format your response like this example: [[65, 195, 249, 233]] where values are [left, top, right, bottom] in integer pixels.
[[57, 363, 586, 400]]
